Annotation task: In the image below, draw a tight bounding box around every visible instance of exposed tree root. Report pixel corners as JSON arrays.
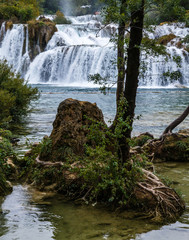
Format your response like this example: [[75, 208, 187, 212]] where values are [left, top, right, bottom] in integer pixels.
[[134, 169, 185, 222], [35, 155, 63, 167]]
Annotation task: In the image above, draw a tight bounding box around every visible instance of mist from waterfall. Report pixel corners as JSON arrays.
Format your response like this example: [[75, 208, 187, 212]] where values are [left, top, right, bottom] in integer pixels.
[[59, 0, 72, 16]]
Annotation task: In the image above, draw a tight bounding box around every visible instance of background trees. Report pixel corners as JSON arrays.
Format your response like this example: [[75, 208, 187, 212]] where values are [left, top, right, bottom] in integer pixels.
[[0, 60, 39, 128], [0, 0, 39, 22]]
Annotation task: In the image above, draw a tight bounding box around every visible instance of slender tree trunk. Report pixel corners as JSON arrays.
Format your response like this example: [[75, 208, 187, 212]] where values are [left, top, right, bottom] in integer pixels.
[[163, 105, 189, 135], [118, 0, 145, 163], [116, 0, 126, 107]]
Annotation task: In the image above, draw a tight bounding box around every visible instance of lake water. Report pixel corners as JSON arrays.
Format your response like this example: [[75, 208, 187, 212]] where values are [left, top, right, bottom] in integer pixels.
[[1, 86, 189, 240]]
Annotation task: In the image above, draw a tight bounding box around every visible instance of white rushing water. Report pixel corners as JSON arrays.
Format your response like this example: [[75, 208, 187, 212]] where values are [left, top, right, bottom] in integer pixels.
[[0, 15, 189, 87]]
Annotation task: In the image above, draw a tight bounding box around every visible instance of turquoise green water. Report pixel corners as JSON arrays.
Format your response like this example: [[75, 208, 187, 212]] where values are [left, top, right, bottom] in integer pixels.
[[1, 87, 189, 240]]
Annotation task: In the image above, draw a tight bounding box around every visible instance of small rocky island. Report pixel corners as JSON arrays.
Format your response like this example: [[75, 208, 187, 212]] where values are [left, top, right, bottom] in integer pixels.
[[16, 98, 185, 223]]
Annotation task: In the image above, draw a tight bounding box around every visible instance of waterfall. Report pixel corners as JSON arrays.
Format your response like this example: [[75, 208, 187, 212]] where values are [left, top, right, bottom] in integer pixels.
[[0, 24, 30, 76], [0, 16, 188, 87]]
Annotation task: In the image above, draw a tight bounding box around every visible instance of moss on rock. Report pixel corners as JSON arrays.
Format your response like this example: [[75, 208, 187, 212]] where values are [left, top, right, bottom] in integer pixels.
[[157, 34, 176, 45], [27, 17, 57, 60], [144, 130, 189, 162]]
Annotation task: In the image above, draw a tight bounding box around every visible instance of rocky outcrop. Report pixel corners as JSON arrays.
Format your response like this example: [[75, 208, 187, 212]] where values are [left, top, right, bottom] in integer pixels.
[[143, 129, 189, 162], [5, 20, 13, 31], [28, 17, 57, 60], [21, 99, 185, 223], [40, 98, 105, 162]]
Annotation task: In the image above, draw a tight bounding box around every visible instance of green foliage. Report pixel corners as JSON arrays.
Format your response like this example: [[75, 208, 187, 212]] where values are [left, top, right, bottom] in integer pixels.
[[182, 34, 189, 43], [39, 137, 52, 160], [88, 73, 114, 95], [129, 135, 153, 147], [114, 96, 132, 139], [0, 0, 39, 23], [146, 0, 187, 24], [163, 70, 182, 83], [73, 98, 147, 207], [79, 145, 142, 206], [38, 0, 60, 14], [53, 11, 71, 24], [0, 129, 13, 139], [0, 137, 13, 161], [175, 141, 189, 151], [0, 60, 39, 127], [0, 130, 16, 196]]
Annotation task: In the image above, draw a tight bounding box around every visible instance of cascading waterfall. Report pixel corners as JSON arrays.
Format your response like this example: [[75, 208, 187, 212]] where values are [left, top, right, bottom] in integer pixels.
[[0, 24, 30, 76], [0, 15, 188, 87]]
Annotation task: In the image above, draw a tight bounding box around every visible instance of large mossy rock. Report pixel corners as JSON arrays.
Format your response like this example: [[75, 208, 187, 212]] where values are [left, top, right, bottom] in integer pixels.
[[41, 98, 105, 162], [144, 130, 189, 162], [28, 17, 57, 60]]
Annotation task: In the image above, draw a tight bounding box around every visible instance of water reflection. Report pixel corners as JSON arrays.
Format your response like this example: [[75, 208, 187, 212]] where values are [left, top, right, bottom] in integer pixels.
[[0, 185, 55, 240], [1, 161, 189, 240], [0, 185, 160, 240]]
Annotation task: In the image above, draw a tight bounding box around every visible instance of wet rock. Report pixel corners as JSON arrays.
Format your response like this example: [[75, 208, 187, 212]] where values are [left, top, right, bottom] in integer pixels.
[[28, 18, 57, 60], [5, 20, 13, 31], [28, 186, 56, 202]]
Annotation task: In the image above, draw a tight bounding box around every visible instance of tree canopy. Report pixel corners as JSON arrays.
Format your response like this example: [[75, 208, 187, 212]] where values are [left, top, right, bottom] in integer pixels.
[[0, 0, 40, 22]]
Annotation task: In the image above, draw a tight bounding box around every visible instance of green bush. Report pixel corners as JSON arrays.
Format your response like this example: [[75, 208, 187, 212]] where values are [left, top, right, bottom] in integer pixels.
[[53, 11, 71, 24], [0, 130, 16, 196], [0, 60, 39, 127], [0, 0, 39, 23]]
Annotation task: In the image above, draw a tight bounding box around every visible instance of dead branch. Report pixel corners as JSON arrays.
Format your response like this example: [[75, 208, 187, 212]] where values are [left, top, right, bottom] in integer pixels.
[[162, 105, 189, 136], [35, 155, 63, 167]]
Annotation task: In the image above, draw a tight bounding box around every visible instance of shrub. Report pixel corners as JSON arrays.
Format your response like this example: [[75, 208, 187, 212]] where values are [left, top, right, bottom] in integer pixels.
[[0, 130, 16, 196], [0, 60, 39, 127], [53, 11, 71, 24], [0, 0, 39, 23]]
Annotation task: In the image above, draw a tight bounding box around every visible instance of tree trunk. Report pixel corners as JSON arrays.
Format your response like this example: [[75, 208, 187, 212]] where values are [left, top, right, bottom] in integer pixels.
[[118, 0, 145, 163], [163, 105, 189, 135], [116, 0, 127, 107]]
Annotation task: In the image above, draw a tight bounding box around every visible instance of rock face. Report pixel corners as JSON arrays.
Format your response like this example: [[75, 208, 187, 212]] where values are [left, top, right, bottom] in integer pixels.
[[144, 130, 189, 162], [47, 98, 105, 161], [28, 18, 57, 60]]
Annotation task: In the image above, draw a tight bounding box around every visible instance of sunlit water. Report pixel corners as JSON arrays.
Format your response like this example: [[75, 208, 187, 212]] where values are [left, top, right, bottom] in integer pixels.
[[1, 86, 189, 240]]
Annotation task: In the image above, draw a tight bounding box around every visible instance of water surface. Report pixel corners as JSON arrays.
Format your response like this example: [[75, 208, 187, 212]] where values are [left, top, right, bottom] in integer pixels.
[[1, 86, 189, 240]]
